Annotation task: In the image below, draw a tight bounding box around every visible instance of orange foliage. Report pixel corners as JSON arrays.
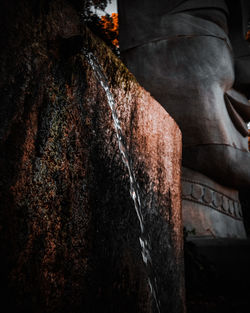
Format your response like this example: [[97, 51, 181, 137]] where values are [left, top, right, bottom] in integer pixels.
[[100, 13, 119, 47]]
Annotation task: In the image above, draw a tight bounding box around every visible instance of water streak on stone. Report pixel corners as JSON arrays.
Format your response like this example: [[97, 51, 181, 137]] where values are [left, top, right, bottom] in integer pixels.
[[83, 49, 161, 313]]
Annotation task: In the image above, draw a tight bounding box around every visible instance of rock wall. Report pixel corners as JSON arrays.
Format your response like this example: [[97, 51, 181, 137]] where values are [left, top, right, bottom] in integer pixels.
[[0, 1, 184, 312]]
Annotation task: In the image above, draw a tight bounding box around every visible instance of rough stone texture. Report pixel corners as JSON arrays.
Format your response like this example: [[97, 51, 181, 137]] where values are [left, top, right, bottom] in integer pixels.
[[0, 1, 184, 313], [118, 0, 250, 240]]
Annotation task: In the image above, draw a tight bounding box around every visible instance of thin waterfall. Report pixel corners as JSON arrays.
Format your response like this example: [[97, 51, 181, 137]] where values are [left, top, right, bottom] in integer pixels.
[[83, 48, 161, 313]]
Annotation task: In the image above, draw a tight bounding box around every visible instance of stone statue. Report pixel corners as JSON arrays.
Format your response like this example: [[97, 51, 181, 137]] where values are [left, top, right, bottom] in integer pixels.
[[118, 0, 250, 237]]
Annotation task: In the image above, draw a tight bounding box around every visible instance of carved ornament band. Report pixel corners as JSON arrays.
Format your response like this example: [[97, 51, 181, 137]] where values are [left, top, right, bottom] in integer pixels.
[[182, 179, 243, 221]]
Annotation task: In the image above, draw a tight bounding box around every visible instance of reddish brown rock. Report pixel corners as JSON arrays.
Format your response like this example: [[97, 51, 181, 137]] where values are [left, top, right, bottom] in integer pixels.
[[0, 1, 184, 313]]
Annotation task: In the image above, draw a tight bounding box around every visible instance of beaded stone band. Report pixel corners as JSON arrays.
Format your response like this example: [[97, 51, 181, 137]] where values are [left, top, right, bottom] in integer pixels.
[[182, 179, 243, 221]]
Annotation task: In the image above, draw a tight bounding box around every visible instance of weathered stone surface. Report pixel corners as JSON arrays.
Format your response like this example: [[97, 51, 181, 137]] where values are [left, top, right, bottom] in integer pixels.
[[118, 1, 250, 188], [0, 1, 184, 312], [118, 0, 250, 239]]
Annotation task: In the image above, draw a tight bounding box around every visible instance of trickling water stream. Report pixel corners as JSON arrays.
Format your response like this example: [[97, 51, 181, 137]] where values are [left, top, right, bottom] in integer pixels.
[[83, 48, 161, 313]]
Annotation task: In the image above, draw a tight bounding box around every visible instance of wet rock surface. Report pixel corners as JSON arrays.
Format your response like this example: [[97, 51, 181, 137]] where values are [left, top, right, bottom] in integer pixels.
[[0, 1, 184, 312]]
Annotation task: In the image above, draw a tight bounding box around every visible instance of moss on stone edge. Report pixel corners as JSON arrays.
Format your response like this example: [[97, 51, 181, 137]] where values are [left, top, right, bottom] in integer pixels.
[[82, 26, 137, 92]]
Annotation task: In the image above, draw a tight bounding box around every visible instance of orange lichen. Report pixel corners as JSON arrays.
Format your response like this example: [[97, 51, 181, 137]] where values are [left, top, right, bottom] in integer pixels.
[[65, 83, 74, 101]]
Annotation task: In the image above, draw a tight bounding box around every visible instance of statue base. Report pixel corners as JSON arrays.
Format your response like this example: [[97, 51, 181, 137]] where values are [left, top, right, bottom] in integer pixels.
[[182, 167, 247, 238]]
